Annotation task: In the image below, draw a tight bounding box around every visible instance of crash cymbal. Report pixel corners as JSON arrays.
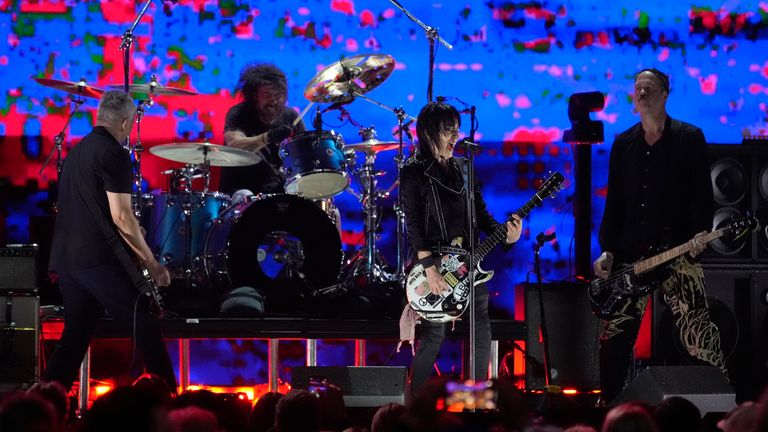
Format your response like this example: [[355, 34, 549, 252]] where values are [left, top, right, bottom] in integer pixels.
[[304, 54, 395, 103], [345, 138, 399, 155], [108, 74, 197, 96], [150, 142, 260, 166], [109, 83, 197, 96], [32, 77, 105, 99]]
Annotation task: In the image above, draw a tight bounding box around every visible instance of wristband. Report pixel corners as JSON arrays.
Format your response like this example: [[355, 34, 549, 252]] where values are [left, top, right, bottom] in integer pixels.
[[417, 256, 437, 269]]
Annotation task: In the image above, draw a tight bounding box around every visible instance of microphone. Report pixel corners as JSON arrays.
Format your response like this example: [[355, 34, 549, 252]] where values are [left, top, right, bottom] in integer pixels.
[[535, 231, 556, 246], [457, 137, 480, 150]]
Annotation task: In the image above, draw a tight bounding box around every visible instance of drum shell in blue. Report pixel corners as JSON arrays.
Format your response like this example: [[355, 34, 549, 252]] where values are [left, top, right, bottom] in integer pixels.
[[140, 192, 230, 268], [279, 131, 348, 199]]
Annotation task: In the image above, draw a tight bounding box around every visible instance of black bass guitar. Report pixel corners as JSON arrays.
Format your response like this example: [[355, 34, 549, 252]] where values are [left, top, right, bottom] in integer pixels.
[[588, 215, 758, 319]]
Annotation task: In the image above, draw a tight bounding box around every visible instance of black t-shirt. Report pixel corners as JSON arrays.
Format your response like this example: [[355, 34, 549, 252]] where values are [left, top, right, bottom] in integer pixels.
[[598, 116, 714, 263], [49, 126, 133, 271], [219, 102, 305, 195]]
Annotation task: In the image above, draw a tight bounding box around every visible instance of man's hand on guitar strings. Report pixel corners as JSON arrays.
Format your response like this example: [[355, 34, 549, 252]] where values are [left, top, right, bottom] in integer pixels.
[[593, 251, 614, 279], [146, 260, 171, 287], [505, 214, 523, 244], [689, 231, 708, 257]]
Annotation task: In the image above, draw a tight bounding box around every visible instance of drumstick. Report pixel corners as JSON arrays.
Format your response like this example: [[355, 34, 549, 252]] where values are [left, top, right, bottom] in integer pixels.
[[293, 101, 315, 127]]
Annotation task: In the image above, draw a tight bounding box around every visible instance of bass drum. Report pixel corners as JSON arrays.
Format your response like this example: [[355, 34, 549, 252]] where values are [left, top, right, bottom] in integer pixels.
[[204, 194, 342, 292]]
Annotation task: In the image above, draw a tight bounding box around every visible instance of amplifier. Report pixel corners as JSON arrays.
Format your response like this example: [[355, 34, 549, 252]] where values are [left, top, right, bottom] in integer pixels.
[[0, 295, 40, 384], [0, 244, 38, 293]]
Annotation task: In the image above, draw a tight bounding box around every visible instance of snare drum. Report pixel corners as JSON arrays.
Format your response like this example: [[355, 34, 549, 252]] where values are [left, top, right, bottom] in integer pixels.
[[140, 192, 230, 268], [279, 130, 348, 199], [203, 194, 342, 291]]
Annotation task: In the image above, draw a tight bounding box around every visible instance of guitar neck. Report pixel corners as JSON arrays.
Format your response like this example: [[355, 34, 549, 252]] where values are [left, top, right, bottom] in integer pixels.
[[633, 229, 725, 274], [473, 190, 545, 262]]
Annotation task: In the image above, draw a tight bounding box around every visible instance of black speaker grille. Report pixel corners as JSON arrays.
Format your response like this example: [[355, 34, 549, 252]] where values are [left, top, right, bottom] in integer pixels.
[[0, 245, 38, 292]]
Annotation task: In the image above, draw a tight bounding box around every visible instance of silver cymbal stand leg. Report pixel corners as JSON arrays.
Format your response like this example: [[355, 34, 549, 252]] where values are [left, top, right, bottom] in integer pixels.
[[131, 99, 152, 218]]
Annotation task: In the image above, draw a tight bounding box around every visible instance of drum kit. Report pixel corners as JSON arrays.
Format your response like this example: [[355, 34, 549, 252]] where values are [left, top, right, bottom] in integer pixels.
[[35, 53, 415, 316]]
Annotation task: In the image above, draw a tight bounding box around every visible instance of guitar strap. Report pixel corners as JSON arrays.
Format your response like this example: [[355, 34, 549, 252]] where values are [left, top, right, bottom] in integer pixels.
[[71, 144, 150, 294]]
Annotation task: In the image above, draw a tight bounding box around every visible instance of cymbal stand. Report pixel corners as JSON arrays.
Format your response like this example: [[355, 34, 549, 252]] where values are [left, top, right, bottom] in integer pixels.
[[39, 96, 85, 212], [348, 127, 394, 284], [349, 92, 416, 284], [389, 0, 453, 101], [131, 98, 152, 217]]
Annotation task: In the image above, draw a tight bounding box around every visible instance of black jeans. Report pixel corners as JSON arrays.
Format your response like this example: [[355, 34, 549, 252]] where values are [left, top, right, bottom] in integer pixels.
[[44, 262, 177, 391], [410, 283, 491, 396]]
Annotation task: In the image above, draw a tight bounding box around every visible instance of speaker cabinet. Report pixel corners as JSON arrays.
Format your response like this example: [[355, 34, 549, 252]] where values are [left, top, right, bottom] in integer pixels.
[[523, 282, 600, 390], [0, 245, 38, 293], [612, 366, 735, 414], [291, 366, 406, 407], [704, 145, 768, 263], [652, 265, 768, 401], [0, 295, 39, 385]]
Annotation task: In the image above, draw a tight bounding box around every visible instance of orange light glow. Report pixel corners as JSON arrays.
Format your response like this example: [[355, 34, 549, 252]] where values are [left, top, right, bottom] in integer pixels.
[[93, 385, 113, 397], [562, 388, 579, 395]]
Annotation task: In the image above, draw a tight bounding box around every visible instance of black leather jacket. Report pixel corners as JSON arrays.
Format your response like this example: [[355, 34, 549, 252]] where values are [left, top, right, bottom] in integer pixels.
[[401, 156, 502, 253]]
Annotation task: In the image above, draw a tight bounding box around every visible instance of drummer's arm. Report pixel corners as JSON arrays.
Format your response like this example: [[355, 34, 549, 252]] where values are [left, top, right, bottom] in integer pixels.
[[224, 129, 270, 153]]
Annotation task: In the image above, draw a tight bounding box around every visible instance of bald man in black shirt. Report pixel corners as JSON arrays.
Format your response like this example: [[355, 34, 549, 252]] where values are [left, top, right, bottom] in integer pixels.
[[593, 69, 726, 404], [46, 90, 177, 392]]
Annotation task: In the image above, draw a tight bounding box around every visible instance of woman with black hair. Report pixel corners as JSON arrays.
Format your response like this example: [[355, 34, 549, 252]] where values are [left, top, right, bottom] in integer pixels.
[[401, 101, 522, 395]]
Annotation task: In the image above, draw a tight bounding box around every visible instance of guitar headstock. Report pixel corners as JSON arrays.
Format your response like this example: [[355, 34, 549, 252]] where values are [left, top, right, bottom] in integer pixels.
[[538, 171, 565, 200], [723, 213, 759, 240]]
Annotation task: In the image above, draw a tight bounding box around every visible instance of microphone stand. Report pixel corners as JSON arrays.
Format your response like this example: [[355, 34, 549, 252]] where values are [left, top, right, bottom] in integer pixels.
[[534, 231, 560, 409], [39, 96, 85, 212], [462, 106, 479, 382], [389, 0, 453, 102]]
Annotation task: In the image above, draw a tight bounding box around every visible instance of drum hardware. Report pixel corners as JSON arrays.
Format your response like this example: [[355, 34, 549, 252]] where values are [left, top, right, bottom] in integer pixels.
[[279, 130, 349, 199], [344, 94, 416, 285], [34, 77, 103, 211], [388, 0, 453, 101]]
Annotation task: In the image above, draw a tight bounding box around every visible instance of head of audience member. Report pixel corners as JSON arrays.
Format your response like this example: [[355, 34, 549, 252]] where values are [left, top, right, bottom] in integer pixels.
[[0, 391, 61, 432], [133, 373, 176, 405], [564, 424, 598, 432], [96, 90, 137, 143], [717, 401, 761, 432], [274, 389, 321, 432], [168, 405, 220, 432], [174, 389, 249, 432], [495, 377, 530, 431], [632, 68, 670, 118], [653, 396, 700, 432], [404, 376, 464, 432], [83, 385, 170, 432], [415, 101, 461, 162], [371, 402, 406, 432], [236, 63, 288, 124], [26, 381, 69, 429], [601, 402, 659, 432], [247, 392, 284, 432]]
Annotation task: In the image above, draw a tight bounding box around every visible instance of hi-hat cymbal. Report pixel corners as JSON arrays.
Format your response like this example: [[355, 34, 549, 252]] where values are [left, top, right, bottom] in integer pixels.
[[345, 138, 400, 155], [150, 143, 260, 166], [304, 54, 395, 103], [32, 77, 105, 99]]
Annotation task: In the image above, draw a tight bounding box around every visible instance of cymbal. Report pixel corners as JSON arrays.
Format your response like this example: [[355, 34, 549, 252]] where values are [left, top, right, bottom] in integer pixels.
[[150, 142, 261, 166], [345, 138, 400, 155], [108, 83, 197, 96], [32, 77, 105, 99], [304, 54, 395, 103]]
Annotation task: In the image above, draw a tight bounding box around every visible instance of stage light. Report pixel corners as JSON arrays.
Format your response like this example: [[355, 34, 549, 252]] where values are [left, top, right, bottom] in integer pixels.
[[563, 91, 605, 144]]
